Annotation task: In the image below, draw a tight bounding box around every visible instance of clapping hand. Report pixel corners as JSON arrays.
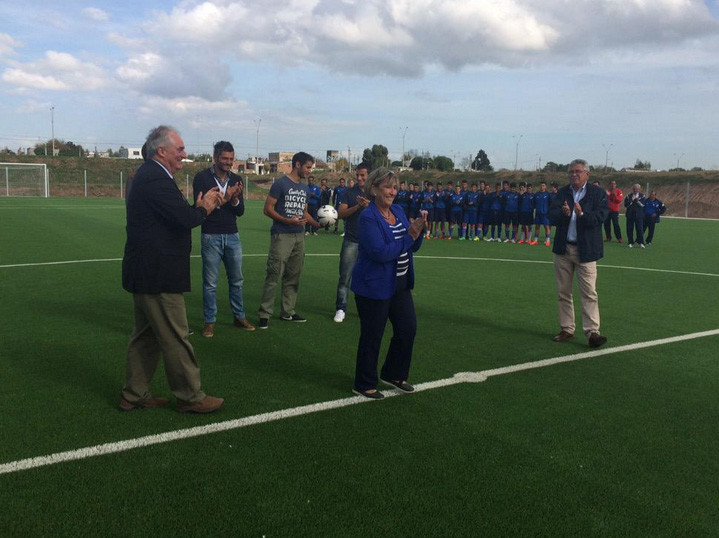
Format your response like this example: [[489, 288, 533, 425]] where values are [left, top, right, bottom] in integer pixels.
[[562, 201, 571, 216], [197, 186, 223, 215], [224, 182, 242, 205], [409, 211, 427, 240]]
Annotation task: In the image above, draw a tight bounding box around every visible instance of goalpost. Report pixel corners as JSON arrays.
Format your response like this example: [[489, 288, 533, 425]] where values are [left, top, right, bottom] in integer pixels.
[[0, 163, 49, 197]]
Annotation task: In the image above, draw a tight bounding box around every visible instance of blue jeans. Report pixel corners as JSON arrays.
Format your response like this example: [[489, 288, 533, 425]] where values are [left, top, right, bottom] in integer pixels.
[[335, 239, 359, 311], [201, 233, 246, 323]]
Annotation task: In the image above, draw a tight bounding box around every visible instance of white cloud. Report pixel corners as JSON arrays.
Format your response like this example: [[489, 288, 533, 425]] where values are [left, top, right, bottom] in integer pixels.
[[17, 99, 51, 113], [130, 0, 719, 81], [1, 51, 108, 91], [0, 32, 20, 58], [82, 7, 109, 22], [116, 50, 231, 100]]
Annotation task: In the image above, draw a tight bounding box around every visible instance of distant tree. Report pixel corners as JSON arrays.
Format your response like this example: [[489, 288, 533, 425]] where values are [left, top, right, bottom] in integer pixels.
[[434, 155, 454, 172], [634, 159, 651, 170], [362, 144, 389, 170], [391, 160, 403, 167], [691, 166, 704, 172], [543, 161, 561, 172], [335, 157, 349, 172], [408, 155, 434, 170], [472, 149, 493, 171]]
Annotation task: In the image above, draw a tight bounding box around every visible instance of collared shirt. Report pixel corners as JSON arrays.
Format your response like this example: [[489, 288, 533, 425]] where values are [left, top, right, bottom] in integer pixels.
[[152, 159, 173, 179], [567, 181, 587, 242], [212, 165, 229, 196]]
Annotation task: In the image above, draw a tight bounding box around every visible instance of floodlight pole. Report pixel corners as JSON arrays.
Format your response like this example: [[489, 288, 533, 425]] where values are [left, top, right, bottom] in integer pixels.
[[50, 106, 55, 156], [602, 143, 613, 171], [401, 126, 408, 167], [513, 134, 523, 170], [254, 118, 261, 173]]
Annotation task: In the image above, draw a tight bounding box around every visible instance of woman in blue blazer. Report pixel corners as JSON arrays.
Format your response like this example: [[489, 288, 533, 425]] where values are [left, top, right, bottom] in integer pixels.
[[351, 167, 427, 399]]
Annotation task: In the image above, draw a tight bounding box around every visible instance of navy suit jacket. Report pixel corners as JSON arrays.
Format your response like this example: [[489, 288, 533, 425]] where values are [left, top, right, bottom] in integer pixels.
[[351, 202, 423, 300], [122, 160, 207, 294], [548, 182, 608, 263]]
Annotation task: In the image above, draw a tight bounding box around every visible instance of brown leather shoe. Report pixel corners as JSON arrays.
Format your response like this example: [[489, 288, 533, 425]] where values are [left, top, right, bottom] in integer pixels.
[[177, 395, 224, 414], [552, 330, 574, 342], [120, 396, 169, 411], [588, 332, 608, 348], [234, 318, 256, 331], [202, 322, 215, 338]]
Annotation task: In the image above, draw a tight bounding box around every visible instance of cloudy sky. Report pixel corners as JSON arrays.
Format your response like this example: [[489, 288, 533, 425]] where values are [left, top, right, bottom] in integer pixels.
[[1, 0, 718, 170]]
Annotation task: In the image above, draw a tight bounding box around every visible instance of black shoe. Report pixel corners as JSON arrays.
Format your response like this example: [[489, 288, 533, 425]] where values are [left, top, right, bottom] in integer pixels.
[[281, 313, 307, 322], [352, 388, 384, 399], [380, 378, 415, 393], [588, 332, 607, 348], [258, 318, 269, 330]]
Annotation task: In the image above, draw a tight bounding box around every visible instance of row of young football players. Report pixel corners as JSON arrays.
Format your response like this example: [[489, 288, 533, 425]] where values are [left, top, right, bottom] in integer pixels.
[[394, 179, 560, 245]]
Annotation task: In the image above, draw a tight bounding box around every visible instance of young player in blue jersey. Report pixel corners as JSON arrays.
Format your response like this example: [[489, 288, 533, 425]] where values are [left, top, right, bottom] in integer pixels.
[[463, 182, 481, 240], [479, 184, 492, 240], [421, 182, 436, 238], [531, 180, 551, 245], [643, 190, 667, 245], [502, 182, 520, 242], [449, 184, 465, 239], [396, 180, 411, 219], [517, 182, 534, 244], [433, 181, 448, 238], [487, 183, 503, 241], [306, 175, 322, 235], [410, 183, 422, 219], [497, 180, 510, 241]]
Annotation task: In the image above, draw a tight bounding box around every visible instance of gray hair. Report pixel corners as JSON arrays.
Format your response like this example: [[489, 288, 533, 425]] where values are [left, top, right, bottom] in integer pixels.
[[145, 125, 179, 159], [569, 159, 589, 172], [364, 166, 396, 199]]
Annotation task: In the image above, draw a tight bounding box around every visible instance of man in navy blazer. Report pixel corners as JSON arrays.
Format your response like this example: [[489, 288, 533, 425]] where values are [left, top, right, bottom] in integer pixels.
[[548, 159, 609, 348], [121, 125, 225, 413]]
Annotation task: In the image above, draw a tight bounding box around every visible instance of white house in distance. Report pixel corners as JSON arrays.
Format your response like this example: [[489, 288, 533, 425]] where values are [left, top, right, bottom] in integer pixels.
[[119, 147, 143, 159]]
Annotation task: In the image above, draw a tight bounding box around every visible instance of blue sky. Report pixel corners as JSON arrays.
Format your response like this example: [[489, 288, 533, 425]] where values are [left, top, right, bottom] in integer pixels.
[[1, 0, 718, 170]]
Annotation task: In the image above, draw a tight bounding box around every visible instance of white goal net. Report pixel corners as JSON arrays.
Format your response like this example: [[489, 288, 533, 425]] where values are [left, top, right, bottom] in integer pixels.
[[0, 163, 48, 197]]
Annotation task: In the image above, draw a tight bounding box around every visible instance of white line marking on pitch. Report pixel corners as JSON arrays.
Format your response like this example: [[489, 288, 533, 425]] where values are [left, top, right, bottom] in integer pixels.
[[2, 328, 717, 476], [4, 254, 719, 278]]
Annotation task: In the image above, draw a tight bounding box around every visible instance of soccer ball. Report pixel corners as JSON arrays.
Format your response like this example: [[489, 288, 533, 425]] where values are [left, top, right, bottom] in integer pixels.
[[317, 205, 338, 227]]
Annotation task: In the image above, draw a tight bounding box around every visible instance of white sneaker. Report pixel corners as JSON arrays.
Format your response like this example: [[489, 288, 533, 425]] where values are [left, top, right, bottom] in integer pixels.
[[333, 309, 345, 323], [639, 243, 645, 249], [628, 243, 633, 248]]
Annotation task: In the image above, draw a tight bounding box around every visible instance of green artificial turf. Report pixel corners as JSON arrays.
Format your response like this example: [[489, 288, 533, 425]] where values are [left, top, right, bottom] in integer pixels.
[[1, 197, 718, 537]]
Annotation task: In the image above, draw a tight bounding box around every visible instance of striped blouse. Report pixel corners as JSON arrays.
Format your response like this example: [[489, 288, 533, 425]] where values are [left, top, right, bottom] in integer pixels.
[[390, 220, 410, 277]]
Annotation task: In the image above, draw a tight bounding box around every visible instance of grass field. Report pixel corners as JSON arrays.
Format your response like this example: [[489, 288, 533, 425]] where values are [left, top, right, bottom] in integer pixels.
[[1, 197, 718, 537]]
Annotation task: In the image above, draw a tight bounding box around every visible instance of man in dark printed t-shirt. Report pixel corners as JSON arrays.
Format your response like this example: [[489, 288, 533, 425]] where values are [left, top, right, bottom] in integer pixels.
[[257, 152, 321, 329]]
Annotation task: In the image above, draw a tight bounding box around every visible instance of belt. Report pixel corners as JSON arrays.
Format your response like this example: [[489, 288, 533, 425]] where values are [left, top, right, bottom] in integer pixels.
[[566, 241, 577, 245]]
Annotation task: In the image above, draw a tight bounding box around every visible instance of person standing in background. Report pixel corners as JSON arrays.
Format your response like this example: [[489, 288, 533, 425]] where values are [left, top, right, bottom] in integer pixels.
[[624, 183, 646, 248], [604, 180, 623, 243], [643, 191, 667, 245]]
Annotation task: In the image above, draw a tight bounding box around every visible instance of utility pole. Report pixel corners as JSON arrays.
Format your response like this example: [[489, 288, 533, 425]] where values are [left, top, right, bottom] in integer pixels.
[[347, 146, 351, 173], [50, 106, 55, 156], [602, 143, 613, 171], [401, 126, 408, 167], [513, 134, 523, 170], [674, 152, 685, 170]]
